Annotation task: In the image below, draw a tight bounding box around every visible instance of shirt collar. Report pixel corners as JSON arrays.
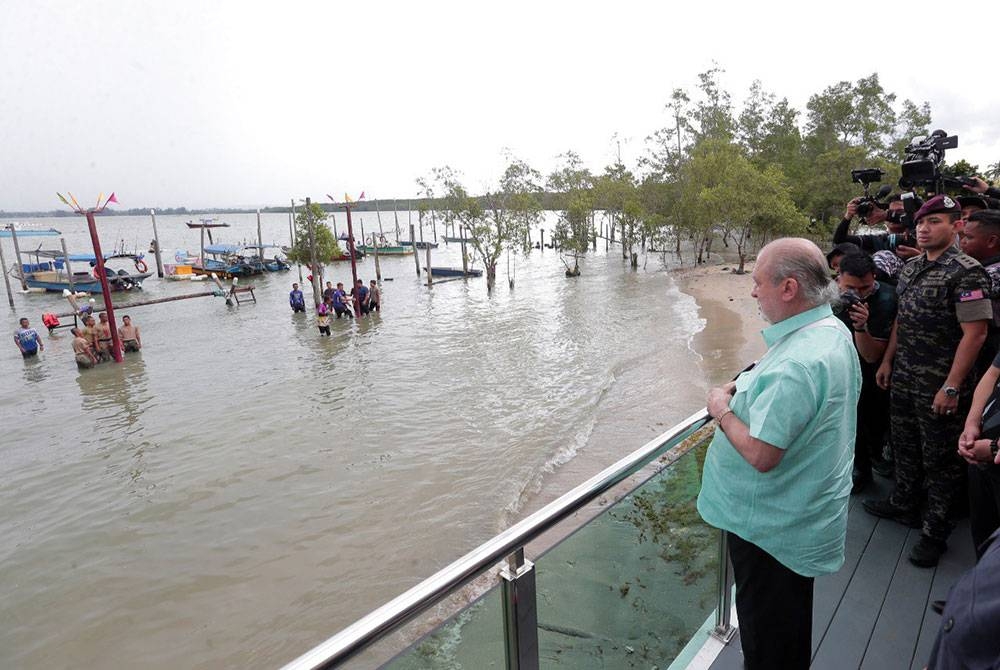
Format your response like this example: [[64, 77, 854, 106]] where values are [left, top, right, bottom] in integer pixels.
[[761, 303, 833, 348]]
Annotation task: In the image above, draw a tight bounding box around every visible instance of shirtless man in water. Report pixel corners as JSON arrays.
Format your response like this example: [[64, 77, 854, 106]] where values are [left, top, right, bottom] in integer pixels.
[[96, 313, 113, 361], [71, 327, 98, 368], [119, 315, 141, 352]]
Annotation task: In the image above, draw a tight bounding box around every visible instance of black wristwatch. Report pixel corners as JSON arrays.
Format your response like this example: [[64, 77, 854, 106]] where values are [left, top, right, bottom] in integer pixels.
[[943, 386, 959, 398]]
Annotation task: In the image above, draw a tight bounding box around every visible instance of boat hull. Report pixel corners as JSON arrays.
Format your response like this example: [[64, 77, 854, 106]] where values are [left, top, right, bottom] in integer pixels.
[[358, 245, 413, 255], [428, 267, 483, 278]]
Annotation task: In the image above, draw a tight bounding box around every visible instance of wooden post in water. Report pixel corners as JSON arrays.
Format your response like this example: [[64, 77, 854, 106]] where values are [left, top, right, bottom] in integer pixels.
[[84, 211, 123, 363], [256, 209, 264, 257], [592, 216, 597, 251], [0, 235, 14, 307], [460, 225, 468, 276], [199, 226, 206, 268], [605, 221, 609, 252], [150, 209, 164, 277], [60, 238, 75, 293], [8, 226, 28, 290], [393, 200, 402, 242], [426, 244, 433, 287], [418, 211, 424, 244], [430, 209, 438, 243], [539, 229, 545, 253], [373, 237, 382, 281], [291, 199, 303, 284], [305, 197, 322, 306], [360, 218, 366, 253], [410, 223, 420, 276]]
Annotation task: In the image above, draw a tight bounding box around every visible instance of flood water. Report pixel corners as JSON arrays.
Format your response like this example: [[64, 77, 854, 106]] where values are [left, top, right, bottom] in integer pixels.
[[1, 212, 718, 669]]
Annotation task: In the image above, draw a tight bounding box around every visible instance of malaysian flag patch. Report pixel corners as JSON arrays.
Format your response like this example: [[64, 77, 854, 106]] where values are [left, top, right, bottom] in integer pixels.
[[959, 289, 985, 302]]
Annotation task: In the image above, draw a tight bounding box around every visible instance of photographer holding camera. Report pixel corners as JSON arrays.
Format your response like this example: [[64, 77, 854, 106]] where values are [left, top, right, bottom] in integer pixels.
[[834, 194, 922, 260], [834, 253, 898, 493]]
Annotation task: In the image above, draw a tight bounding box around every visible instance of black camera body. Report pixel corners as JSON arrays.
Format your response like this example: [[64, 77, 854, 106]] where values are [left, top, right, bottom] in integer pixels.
[[899, 130, 959, 191], [851, 168, 891, 217]]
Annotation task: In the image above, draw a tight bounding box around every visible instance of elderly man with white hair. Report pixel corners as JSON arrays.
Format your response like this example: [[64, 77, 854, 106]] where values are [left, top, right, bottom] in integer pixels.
[[697, 238, 862, 670]]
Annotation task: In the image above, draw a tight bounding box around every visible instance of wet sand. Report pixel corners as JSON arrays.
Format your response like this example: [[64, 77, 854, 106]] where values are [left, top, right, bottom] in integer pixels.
[[676, 260, 766, 386]]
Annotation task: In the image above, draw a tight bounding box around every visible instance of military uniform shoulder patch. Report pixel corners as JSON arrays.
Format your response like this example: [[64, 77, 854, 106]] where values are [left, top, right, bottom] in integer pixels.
[[958, 289, 986, 302], [955, 253, 982, 270]]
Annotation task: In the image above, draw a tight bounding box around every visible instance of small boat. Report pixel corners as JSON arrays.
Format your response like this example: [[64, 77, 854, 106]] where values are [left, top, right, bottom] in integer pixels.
[[14, 251, 152, 293], [400, 240, 439, 249], [242, 244, 291, 272], [357, 244, 414, 256], [428, 267, 483, 278], [190, 244, 265, 278]]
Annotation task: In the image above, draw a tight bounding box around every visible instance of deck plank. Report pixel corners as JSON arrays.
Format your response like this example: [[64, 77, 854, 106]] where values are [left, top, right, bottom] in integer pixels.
[[861, 528, 931, 669], [811, 518, 909, 670], [702, 485, 976, 670], [909, 519, 975, 669]]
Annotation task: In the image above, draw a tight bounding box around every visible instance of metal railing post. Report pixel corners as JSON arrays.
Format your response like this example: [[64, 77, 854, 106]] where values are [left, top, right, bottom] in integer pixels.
[[710, 530, 736, 643], [500, 548, 539, 670]]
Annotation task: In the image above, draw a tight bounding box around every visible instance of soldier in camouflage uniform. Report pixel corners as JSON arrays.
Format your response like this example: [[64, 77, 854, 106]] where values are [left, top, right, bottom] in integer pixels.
[[865, 195, 993, 567], [958, 209, 1000, 371]]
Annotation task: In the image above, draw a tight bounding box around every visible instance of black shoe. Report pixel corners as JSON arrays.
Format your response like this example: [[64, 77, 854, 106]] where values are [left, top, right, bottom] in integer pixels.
[[931, 600, 946, 615], [910, 536, 948, 568], [851, 468, 872, 495], [862, 498, 922, 528]]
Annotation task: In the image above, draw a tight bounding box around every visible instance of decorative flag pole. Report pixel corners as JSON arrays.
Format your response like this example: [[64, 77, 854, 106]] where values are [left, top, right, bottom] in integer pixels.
[[57, 191, 124, 362]]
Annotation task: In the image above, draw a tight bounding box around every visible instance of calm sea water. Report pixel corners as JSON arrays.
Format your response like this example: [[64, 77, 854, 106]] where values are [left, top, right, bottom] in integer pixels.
[[0, 212, 714, 669]]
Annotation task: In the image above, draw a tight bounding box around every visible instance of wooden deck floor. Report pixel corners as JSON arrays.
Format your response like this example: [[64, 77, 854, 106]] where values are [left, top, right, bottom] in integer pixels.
[[709, 477, 976, 670]]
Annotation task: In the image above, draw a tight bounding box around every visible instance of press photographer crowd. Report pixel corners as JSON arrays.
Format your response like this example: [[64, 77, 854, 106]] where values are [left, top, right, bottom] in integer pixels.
[[821, 130, 1000, 663]]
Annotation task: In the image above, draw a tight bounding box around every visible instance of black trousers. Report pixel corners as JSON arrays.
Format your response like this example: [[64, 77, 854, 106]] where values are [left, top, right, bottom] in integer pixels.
[[728, 533, 814, 670], [855, 362, 890, 475], [969, 463, 1000, 559]]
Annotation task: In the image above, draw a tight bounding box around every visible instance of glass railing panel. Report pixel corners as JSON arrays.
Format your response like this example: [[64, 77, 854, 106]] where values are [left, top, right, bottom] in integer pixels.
[[379, 428, 716, 669], [534, 434, 717, 668], [381, 585, 505, 669]]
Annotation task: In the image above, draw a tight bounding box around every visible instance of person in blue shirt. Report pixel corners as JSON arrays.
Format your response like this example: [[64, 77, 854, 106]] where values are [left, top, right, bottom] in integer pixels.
[[289, 283, 306, 313], [332, 282, 353, 319], [14, 317, 43, 358], [351, 278, 370, 315]]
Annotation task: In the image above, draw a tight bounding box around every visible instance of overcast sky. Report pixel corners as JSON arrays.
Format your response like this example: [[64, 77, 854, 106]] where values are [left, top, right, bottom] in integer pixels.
[[2, 0, 998, 212]]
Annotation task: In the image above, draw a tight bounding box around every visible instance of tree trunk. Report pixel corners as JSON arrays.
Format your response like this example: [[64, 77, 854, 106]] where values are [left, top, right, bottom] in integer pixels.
[[486, 263, 497, 293]]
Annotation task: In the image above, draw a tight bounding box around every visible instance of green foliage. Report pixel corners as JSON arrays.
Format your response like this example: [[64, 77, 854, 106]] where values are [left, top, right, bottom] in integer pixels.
[[434, 156, 542, 291], [286, 202, 342, 264]]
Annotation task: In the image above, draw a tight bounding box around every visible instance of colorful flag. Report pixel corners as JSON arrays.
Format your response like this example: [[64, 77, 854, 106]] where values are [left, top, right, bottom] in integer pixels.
[[344, 193, 353, 203], [107, 192, 118, 205], [358, 191, 366, 201], [68, 192, 81, 211], [326, 194, 336, 202], [56, 193, 70, 206], [97, 193, 104, 209]]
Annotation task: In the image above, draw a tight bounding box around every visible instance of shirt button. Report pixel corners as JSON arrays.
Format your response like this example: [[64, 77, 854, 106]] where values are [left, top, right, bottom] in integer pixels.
[[944, 617, 954, 632]]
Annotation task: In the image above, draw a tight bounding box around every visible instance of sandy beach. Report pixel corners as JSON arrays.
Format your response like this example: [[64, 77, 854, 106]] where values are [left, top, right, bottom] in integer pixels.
[[676, 260, 767, 386]]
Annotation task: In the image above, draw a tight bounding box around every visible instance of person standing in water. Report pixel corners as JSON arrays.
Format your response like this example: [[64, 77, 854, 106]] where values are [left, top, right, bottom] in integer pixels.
[[71, 327, 98, 369], [368, 280, 381, 313], [119, 315, 142, 352], [14, 317, 43, 358]]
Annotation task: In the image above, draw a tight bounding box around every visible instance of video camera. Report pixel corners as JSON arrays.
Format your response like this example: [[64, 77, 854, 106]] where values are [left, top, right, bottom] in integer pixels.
[[851, 168, 892, 217], [899, 130, 959, 192]]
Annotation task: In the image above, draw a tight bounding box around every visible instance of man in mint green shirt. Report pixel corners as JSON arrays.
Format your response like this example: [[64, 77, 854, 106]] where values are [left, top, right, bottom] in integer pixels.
[[698, 238, 861, 670]]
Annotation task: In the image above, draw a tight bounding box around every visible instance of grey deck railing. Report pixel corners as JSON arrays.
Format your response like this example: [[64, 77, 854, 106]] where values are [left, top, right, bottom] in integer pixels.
[[281, 407, 734, 670]]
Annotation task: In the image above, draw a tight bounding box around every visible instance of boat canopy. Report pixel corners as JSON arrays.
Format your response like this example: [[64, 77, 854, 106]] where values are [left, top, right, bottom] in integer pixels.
[[28, 250, 144, 262], [204, 244, 241, 255], [0, 228, 61, 238]]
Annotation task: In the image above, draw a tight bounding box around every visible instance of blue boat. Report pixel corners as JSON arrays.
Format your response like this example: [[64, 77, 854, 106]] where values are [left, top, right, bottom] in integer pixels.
[[191, 244, 265, 278], [400, 240, 439, 249], [428, 266, 482, 277], [15, 250, 151, 293], [242, 244, 291, 272]]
